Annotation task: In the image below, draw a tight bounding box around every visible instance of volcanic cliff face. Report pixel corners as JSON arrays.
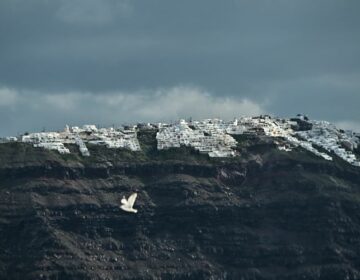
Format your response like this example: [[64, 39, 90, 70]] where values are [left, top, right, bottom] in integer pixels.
[[1, 131, 360, 280]]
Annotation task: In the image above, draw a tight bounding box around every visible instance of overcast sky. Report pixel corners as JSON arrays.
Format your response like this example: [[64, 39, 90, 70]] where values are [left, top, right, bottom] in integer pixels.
[[0, 0, 360, 136]]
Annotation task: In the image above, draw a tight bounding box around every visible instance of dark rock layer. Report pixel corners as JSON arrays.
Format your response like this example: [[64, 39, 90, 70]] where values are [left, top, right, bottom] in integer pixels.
[[1, 139, 360, 280]]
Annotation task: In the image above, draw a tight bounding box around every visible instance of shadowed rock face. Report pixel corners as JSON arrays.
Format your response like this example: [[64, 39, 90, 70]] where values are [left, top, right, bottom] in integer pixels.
[[1, 135, 360, 280]]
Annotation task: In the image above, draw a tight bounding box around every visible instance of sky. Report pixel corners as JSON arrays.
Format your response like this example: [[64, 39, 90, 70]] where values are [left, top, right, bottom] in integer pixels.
[[0, 0, 360, 136]]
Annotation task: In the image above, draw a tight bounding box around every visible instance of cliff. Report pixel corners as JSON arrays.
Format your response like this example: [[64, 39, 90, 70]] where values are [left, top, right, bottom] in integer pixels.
[[1, 131, 360, 280]]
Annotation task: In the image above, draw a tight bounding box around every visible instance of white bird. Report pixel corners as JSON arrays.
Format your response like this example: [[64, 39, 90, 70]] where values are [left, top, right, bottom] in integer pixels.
[[120, 193, 138, 213]]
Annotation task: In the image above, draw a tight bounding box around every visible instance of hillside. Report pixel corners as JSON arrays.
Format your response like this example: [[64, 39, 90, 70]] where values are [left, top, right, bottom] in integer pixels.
[[1, 131, 360, 279]]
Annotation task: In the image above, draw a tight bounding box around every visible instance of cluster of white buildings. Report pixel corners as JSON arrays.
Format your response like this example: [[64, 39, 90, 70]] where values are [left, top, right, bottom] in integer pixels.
[[2, 116, 359, 166], [296, 121, 360, 167], [238, 116, 333, 161], [156, 119, 237, 157], [156, 116, 359, 165], [80, 125, 141, 152], [22, 132, 71, 154], [229, 115, 359, 166], [20, 124, 141, 156]]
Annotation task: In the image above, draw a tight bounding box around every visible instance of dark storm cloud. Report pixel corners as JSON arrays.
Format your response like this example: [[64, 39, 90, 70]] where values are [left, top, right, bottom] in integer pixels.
[[0, 0, 360, 136]]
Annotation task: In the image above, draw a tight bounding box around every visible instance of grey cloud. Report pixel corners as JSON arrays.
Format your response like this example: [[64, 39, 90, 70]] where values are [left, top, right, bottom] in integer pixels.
[[0, 86, 264, 137], [56, 0, 132, 25], [261, 73, 360, 121], [0, 0, 359, 134]]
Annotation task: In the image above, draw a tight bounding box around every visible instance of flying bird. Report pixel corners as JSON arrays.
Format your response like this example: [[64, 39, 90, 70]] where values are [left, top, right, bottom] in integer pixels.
[[120, 193, 138, 213]]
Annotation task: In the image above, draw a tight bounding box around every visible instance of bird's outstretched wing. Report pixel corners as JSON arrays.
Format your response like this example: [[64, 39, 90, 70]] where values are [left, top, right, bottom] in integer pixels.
[[127, 193, 137, 207]]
